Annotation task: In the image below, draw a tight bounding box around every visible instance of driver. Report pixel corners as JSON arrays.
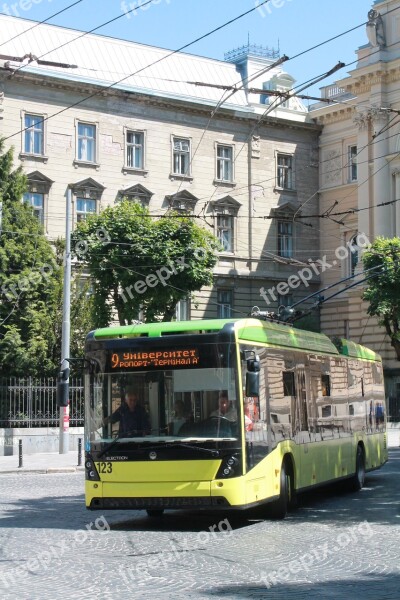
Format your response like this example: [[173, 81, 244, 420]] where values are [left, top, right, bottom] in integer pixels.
[[210, 391, 237, 422], [105, 391, 151, 436]]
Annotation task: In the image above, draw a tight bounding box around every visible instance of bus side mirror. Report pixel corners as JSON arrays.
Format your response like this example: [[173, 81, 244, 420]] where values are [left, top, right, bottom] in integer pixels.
[[246, 372, 259, 398], [246, 358, 260, 397], [56, 368, 70, 407]]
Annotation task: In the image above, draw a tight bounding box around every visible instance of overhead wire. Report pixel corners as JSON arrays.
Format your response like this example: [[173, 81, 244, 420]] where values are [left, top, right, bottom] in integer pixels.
[[0, 0, 85, 48], [2, 4, 400, 326]]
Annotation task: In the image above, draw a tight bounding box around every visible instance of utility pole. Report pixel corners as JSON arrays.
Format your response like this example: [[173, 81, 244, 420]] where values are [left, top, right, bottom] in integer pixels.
[[59, 188, 72, 454]]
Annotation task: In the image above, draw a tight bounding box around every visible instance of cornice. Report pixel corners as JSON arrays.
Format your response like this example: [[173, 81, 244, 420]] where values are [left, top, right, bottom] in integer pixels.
[[0, 68, 321, 133], [312, 106, 355, 126], [339, 65, 400, 95]]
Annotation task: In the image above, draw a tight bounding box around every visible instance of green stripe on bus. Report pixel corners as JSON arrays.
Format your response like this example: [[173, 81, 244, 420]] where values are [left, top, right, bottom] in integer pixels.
[[92, 318, 380, 360]]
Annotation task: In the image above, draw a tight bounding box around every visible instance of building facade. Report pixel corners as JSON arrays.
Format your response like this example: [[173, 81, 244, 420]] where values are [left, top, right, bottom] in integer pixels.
[[311, 0, 400, 412], [0, 15, 320, 322]]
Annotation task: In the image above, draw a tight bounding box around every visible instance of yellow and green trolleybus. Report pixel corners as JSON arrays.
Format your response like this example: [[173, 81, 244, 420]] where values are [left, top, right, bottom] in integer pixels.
[[84, 317, 387, 518]]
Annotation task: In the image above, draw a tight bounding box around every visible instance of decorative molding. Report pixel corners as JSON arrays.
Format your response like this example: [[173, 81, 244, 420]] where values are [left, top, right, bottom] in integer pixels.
[[322, 148, 342, 185], [165, 189, 198, 213], [251, 135, 260, 158]]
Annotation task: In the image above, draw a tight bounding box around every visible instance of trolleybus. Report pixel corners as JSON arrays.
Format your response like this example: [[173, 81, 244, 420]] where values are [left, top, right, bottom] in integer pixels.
[[84, 317, 387, 518]]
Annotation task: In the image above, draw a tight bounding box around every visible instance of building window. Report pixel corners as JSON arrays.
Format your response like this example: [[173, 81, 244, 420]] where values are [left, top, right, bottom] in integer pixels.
[[348, 233, 359, 276], [217, 289, 232, 318], [119, 184, 152, 207], [216, 144, 233, 182], [76, 198, 96, 222], [23, 192, 44, 224], [217, 214, 233, 252], [276, 153, 294, 189], [277, 220, 293, 258], [283, 371, 296, 396], [77, 123, 96, 163], [176, 297, 190, 321], [348, 145, 357, 181], [172, 137, 190, 176], [24, 114, 44, 155], [126, 131, 144, 169], [321, 374, 331, 397], [278, 292, 293, 308]]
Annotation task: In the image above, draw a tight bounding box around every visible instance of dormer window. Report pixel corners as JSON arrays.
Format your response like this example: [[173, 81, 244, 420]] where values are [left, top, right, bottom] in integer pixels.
[[261, 73, 295, 108]]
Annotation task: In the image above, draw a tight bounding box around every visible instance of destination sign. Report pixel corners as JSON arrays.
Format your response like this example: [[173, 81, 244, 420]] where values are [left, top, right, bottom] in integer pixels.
[[110, 348, 200, 370]]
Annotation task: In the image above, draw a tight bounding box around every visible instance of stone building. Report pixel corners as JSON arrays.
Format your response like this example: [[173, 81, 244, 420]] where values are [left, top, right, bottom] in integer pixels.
[[0, 15, 320, 322], [311, 0, 400, 415]]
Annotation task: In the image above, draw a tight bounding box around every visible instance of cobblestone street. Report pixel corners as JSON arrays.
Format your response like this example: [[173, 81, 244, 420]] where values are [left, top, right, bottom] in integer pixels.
[[0, 450, 399, 600]]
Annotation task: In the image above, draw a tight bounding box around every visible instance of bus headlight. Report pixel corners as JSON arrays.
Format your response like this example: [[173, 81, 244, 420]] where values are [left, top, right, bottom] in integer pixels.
[[216, 454, 241, 479], [85, 456, 100, 481]]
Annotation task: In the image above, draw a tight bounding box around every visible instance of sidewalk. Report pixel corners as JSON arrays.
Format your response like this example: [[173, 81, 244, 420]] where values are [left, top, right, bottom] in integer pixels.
[[0, 451, 85, 474]]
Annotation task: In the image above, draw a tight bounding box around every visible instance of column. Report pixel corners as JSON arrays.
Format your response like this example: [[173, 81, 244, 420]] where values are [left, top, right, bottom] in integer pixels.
[[371, 108, 391, 237]]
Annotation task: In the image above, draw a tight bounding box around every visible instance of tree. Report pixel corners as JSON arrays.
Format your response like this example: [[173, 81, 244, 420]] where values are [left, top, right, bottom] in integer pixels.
[[0, 141, 63, 377], [71, 201, 220, 325], [363, 237, 400, 360]]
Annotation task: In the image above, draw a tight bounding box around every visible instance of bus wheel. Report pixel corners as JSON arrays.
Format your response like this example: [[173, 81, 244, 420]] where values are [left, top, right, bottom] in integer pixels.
[[269, 461, 291, 519], [146, 509, 164, 517], [348, 445, 365, 492]]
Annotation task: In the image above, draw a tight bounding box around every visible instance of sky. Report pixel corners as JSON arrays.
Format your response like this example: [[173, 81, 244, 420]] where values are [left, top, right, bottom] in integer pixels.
[[1, 0, 376, 100]]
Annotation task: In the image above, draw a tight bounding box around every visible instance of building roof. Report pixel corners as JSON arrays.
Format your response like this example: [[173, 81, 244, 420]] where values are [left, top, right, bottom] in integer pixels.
[[0, 15, 250, 110]]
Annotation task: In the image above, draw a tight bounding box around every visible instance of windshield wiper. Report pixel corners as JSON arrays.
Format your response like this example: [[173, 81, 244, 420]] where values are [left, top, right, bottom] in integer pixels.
[[98, 439, 220, 458], [97, 429, 145, 458], [165, 442, 220, 456], [97, 436, 123, 459]]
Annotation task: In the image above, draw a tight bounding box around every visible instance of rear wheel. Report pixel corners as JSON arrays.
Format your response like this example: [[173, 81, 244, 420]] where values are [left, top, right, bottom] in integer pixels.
[[348, 445, 365, 491], [146, 509, 164, 517]]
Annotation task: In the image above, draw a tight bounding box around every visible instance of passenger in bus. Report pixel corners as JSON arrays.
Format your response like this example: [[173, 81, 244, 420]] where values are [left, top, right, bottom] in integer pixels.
[[168, 400, 188, 435], [105, 391, 151, 436], [375, 402, 384, 428], [210, 391, 237, 422]]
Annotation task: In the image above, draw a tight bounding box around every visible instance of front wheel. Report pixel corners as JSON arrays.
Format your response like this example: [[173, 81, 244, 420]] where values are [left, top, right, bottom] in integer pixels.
[[269, 461, 292, 519], [146, 509, 164, 517], [348, 445, 365, 492]]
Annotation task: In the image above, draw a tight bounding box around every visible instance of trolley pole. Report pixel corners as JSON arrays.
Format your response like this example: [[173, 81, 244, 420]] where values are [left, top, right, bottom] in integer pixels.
[[59, 188, 72, 454]]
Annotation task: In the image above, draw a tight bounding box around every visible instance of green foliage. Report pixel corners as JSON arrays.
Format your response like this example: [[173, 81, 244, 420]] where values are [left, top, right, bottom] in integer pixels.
[[71, 201, 220, 325], [363, 237, 400, 360], [0, 141, 63, 376]]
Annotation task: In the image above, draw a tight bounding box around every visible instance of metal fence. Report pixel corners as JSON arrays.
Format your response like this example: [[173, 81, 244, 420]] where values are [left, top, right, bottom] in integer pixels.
[[0, 377, 84, 428]]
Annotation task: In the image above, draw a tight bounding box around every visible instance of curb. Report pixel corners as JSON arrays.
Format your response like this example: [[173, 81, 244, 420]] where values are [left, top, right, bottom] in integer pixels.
[[0, 467, 85, 474]]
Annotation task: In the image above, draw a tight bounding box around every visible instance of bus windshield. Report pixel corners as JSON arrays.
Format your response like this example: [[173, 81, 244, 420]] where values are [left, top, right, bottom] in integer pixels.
[[85, 346, 241, 450]]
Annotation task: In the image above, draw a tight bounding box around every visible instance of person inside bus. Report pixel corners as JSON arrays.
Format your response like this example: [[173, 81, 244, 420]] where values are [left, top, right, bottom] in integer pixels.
[[105, 391, 151, 436], [375, 402, 384, 428], [167, 400, 188, 435], [210, 391, 237, 422]]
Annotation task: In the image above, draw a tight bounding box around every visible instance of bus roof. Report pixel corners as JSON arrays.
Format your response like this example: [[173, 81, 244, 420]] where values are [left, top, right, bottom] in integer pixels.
[[91, 318, 381, 362]]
